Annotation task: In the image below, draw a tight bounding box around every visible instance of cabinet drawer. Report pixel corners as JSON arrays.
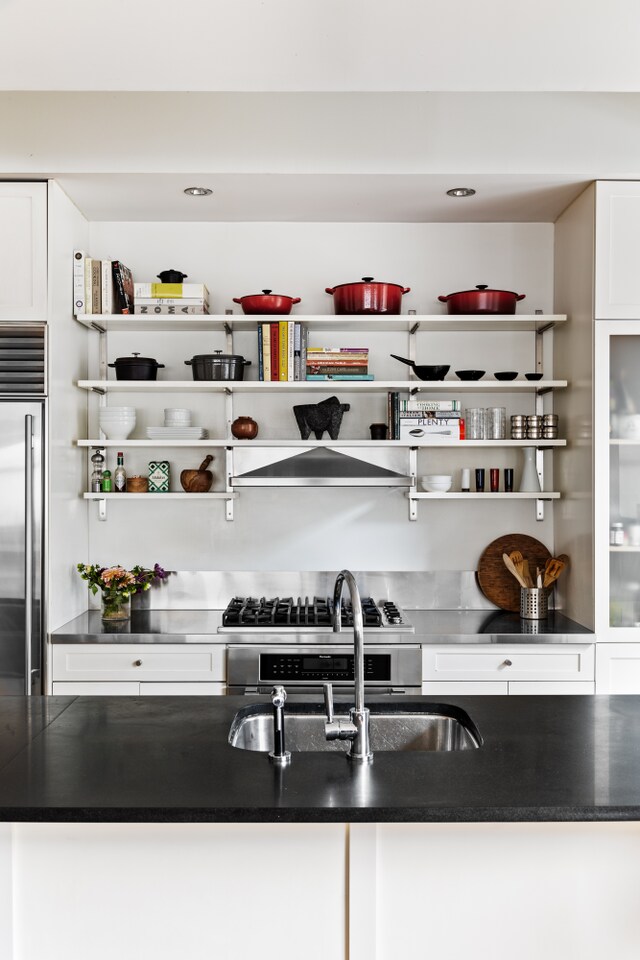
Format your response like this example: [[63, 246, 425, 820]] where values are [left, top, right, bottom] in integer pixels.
[[51, 644, 226, 682], [140, 682, 226, 695], [422, 644, 595, 682], [508, 681, 595, 695]]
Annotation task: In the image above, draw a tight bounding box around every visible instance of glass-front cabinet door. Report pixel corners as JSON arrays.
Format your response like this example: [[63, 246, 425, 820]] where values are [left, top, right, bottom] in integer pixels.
[[595, 321, 640, 641]]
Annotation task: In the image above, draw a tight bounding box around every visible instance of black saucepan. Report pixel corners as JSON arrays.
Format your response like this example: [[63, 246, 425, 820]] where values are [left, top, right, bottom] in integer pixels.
[[185, 351, 251, 381], [108, 353, 165, 380]]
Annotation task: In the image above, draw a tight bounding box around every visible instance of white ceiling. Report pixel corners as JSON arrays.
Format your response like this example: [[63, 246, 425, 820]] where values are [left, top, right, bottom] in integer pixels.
[[2, 91, 639, 222]]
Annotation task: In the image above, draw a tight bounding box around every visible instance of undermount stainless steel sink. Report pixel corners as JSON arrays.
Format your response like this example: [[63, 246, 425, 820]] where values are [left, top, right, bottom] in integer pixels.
[[228, 702, 482, 753]]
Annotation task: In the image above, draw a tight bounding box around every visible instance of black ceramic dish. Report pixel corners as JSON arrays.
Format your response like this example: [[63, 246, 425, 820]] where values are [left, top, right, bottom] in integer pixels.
[[494, 371, 518, 381], [389, 355, 450, 381], [455, 370, 485, 381], [524, 372, 544, 381]]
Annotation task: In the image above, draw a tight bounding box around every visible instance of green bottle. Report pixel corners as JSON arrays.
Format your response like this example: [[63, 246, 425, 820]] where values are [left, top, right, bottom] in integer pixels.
[[101, 469, 112, 492]]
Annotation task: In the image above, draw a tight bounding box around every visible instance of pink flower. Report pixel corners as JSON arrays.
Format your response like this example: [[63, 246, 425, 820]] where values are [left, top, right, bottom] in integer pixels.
[[101, 566, 132, 585]]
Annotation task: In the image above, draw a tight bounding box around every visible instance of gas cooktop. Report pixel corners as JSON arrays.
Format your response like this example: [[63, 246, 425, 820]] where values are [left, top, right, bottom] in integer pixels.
[[219, 596, 413, 632]]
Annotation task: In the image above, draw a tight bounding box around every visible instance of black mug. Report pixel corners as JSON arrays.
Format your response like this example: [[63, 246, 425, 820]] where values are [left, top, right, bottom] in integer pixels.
[[370, 423, 388, 440], [504, 468, 514, 493], [475, 468, 485, 492]]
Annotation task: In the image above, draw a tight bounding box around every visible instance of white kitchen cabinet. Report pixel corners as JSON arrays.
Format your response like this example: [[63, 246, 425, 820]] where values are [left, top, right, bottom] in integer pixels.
[[51, 643, 226, 685], [52, 681, 140, 695], [595, 643, 640, 693], [595, 181, 640, 319], [139, 682, 225, 695], [422, 643, 595, 695], [0, 182, 47, 320]]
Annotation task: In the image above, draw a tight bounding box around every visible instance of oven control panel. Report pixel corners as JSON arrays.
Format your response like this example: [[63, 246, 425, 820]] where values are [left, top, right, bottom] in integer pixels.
[[259, 652, 391, 683]]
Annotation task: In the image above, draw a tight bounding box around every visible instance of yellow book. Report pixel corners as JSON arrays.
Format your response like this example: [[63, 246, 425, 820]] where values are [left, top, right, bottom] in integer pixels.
[[279, 320, 288, 381]]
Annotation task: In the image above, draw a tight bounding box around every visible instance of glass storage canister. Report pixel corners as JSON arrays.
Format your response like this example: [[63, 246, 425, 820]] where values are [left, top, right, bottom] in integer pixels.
[[465, 407, 486, 440], [486, 407, 506, 440]]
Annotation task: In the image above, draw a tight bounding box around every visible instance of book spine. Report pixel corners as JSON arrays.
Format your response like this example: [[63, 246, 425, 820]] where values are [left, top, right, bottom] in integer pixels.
[[262, 323, 271, 381], [307, 365, 369, 376], [399, 400, 461, 412], [307, 347, 369, 353], [287, 321, 294, 382], [101, 260, 113, 314], [387, 391, 393, 439], [91, 260, 101, 314], [133, 283, 208, 299], [279, 320, 288, 381], [73, 250, 86, 315], [134, 297, 209, 307], [135, 304, 210, 315], [398, 410, 461, 419], [305, 374, 375, 380], [300, 325, 308, 378], [270, 322, 279, 381], [293, 322, 301, 380], [257, 324, 264, 381], [112, 261, 133, 314], [84, 257, 93, 315], [394, 392, 400, 440]]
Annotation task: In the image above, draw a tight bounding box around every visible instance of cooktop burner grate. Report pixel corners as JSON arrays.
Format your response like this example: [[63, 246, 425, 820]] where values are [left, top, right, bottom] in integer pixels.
[[222, 595, 390, 628]]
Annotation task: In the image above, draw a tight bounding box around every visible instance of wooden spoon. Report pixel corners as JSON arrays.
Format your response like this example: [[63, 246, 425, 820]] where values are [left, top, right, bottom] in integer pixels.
[[543, 556, 566, 588], [509, 550, 533, 588], [503, 552, 528, 588]]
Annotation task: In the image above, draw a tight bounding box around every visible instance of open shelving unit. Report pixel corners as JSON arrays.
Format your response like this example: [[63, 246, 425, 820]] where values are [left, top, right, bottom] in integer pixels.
[[75, 311, 567, 521]]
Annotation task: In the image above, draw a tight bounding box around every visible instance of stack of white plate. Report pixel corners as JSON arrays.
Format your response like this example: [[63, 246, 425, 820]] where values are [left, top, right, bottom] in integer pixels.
[[99, 407, 136, 440], [146, 426, 208, 439], [164, 408, 192, 427]]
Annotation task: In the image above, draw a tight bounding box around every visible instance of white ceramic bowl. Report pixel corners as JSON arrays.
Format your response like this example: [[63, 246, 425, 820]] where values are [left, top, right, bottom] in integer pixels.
[[101, 407, 135, 415], [420, 475, 452, 492], [100, 424, 135, 440]]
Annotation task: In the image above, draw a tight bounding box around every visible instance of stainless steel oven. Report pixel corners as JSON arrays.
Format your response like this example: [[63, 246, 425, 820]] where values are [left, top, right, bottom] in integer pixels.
[[226, 644, 422, 696]]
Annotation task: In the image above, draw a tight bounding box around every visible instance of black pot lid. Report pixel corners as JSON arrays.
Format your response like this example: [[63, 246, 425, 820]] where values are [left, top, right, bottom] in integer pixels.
[[445, 284, 520, 297], [157, 269, 188, 282], [190, 353, 245, 362], [112, 353, 161, 365]]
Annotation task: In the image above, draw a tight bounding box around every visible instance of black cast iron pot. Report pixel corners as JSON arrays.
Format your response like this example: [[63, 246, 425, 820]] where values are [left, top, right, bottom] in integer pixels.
[[185, 351, 251, 381], [108, 352, 165, 380]]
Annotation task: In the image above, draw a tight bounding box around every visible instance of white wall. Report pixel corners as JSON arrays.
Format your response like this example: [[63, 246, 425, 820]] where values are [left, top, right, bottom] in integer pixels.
[[83, 220, 557, 576], [47, 182, 90, 631], [553, 185, 595, 629], [1, 1, 639, 92]]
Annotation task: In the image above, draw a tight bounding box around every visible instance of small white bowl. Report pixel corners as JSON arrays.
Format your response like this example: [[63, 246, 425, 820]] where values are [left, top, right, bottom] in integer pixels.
[[100, 425, 135, 440], [420, 475, 452, 492]]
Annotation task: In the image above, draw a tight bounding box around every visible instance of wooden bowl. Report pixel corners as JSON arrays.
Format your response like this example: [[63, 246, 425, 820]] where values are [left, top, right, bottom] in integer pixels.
[[127, 476, 148, 493]]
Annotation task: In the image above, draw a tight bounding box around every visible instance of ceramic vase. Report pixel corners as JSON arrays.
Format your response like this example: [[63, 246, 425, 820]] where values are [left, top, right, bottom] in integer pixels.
[[519, 447, 542, 493]]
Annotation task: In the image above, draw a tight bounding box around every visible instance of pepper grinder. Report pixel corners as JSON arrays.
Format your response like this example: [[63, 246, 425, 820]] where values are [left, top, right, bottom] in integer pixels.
[[90, 448, 105, 492]]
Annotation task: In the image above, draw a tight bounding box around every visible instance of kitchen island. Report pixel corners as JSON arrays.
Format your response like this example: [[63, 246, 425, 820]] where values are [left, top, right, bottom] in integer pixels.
[[0, 694, 637, 960]]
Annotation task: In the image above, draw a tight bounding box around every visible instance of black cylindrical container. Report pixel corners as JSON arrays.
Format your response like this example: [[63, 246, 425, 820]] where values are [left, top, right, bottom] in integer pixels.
[[108, 353, 165, 380]]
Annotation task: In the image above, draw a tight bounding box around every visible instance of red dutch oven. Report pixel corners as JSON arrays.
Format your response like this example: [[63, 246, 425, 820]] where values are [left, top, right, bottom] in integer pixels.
[[233, 289, 301, 315], [438, 284, 526, 315], [326, 277, 411, 315]]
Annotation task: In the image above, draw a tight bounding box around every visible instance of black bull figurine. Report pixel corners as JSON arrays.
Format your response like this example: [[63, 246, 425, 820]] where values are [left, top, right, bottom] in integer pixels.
[[293, 395, 351, 440]]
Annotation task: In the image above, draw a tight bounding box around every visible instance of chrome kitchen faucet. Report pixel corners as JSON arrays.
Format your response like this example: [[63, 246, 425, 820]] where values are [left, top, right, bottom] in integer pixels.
[[323, 569, 373, 762]]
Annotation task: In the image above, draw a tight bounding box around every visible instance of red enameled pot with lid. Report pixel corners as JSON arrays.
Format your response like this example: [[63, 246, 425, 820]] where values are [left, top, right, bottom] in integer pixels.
[[438, 284, 526, 315], [325, 277, 411, 315], [232, 290, 301, 315]]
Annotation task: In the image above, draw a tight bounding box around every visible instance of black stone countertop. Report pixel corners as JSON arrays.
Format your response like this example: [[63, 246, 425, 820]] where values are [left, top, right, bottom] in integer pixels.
[[0, 693, 636, 823], [50, 608, 593, 644]]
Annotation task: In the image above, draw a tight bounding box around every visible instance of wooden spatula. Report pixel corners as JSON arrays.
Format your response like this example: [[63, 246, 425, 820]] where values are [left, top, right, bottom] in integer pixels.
[[543, 556, 567, 588], [509, 550, 534, 588]]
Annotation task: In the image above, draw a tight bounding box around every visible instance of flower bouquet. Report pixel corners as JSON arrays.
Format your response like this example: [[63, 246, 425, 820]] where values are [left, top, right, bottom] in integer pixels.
[[77, 563, 170, 620]]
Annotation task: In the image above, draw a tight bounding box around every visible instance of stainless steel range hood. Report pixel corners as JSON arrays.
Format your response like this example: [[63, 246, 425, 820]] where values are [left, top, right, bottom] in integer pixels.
[[232, 447, 414, 487]]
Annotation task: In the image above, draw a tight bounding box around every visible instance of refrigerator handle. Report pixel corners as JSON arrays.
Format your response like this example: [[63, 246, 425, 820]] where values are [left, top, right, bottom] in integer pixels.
[[24, 414, 33, 696]]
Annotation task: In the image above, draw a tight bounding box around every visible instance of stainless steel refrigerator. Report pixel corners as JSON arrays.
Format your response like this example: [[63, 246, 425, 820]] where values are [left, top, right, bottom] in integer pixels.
[[0, 323, 45, 695]]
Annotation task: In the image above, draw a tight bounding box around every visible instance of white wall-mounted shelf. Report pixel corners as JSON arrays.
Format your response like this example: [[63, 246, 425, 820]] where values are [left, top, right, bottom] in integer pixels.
[[408, 492, 561, 500], [75, 313, 567, 334], [77, 438, 567, 449], [77, 378, 568, 394], [83, 492, 235, 500]]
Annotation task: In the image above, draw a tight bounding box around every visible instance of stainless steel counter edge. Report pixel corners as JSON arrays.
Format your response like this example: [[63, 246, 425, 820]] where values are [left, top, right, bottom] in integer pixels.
[[50, 609, 594, 644]]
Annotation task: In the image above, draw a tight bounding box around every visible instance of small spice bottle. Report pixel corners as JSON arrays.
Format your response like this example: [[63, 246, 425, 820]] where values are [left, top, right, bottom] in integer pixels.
[[610, 521, 625, 546], [101, 469, 112, 492]]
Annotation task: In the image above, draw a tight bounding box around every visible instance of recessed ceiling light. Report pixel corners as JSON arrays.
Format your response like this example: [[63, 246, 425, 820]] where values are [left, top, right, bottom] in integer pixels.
[[184, 187, 212, 197], [446, 187, 476, 198]]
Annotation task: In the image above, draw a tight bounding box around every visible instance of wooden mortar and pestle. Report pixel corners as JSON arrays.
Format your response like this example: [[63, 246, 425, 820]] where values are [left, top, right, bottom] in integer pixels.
[[180, 455, 215, 493]]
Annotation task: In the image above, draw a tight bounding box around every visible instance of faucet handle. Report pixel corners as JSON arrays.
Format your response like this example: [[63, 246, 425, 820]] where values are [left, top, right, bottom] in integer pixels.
[[323, 682, 334, 723], [271, 685, 287, 708]]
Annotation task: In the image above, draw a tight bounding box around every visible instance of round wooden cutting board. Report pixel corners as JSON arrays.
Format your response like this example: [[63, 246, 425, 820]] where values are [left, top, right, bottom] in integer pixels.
[[476, 533, 552, 613]]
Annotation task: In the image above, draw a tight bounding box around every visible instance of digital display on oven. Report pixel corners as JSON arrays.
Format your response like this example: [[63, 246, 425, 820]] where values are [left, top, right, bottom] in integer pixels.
[[259, 653, 391, 682]]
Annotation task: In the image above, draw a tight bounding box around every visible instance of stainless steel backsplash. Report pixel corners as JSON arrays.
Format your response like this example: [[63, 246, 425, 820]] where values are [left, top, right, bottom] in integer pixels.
[[136, 571, 496, 610]]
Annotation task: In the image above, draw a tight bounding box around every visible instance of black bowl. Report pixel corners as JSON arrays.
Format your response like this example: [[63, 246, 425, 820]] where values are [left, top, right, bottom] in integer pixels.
[[494, 371, 518, 381], [455, 369, 485, 381], [524, 372, 543, 381], [414, 364, 450, 381]]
